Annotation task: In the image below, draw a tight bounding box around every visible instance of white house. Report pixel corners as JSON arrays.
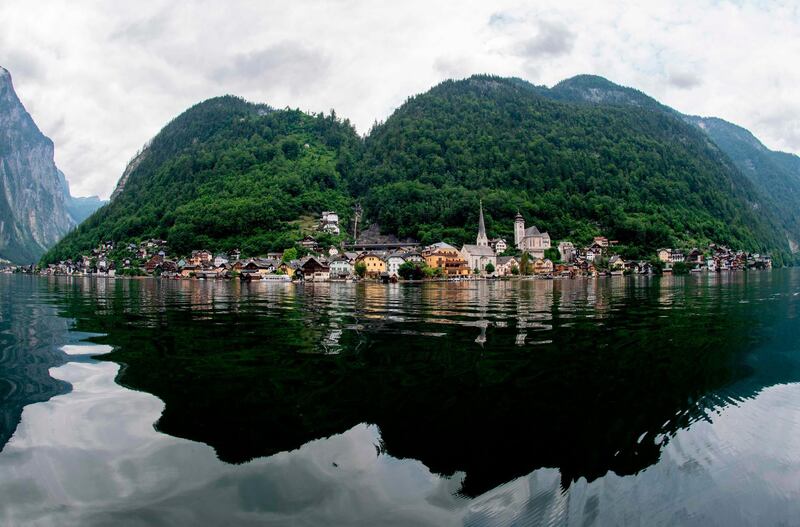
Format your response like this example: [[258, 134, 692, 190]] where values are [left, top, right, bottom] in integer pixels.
[[386, 252, 406, 277], [329, 256, 353, 279]]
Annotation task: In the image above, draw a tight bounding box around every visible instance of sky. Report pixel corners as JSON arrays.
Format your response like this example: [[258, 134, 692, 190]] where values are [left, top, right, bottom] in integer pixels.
[[1, 0, 799, 199]]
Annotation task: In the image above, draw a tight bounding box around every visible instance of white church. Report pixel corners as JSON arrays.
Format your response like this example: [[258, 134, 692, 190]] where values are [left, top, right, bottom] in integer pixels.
[[460, 202, 497, 274], [514, 211, 551, 259]]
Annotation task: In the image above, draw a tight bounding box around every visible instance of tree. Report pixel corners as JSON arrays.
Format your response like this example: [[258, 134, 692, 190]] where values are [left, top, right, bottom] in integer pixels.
[[485, 262, 495, 274], [544, 247, 560, 262], [672, 261, 689, 275], [510, 264, 519, 275], [282, 247, 298, 262], [354, 261, 367, 278], [519, 253, 530, 276]]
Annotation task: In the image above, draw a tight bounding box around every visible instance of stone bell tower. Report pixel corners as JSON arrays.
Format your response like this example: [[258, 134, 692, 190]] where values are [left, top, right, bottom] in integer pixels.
[[514, 211, 525, 249]]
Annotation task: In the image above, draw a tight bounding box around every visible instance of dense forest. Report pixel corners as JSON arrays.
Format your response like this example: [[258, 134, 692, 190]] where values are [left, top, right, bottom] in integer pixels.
[[43, 75, 797, 265]]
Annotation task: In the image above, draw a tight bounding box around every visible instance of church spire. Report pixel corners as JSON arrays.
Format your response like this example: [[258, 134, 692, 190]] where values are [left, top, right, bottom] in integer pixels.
[[476, 200, 488, 246]]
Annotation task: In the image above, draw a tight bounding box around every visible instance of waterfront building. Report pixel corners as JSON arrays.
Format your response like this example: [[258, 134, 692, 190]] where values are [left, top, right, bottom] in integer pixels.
[[461, 201, 497, 275], [514, 212, 551, 259]]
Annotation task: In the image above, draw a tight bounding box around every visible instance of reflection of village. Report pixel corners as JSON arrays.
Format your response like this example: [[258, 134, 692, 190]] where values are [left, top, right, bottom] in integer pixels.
[[22, 202, 772, 280], [34, 266, 772, 355]]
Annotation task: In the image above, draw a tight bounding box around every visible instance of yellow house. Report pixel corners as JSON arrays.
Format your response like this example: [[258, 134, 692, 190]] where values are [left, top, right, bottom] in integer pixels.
[[356, 253, 386, 278], [423, 242, 470, 276], [532, 258, 554, 275]]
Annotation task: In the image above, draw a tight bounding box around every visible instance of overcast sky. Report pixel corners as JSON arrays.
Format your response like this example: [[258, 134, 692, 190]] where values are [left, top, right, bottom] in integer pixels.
[[1, 0, 798, 198]]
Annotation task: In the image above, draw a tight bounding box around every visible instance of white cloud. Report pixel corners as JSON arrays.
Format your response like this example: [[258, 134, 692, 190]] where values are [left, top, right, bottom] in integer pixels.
[[0, 0, 798, 198]]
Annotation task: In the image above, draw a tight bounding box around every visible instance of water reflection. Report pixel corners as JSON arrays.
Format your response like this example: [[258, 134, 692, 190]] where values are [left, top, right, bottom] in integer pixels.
[[36, 272, 800, 497], [0, 277, 71, 449], [2, 272, 800, 525]]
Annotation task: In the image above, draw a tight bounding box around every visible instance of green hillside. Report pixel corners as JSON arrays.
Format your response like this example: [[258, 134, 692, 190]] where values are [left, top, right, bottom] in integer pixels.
[[550, 74, 800, 255], [358, 76, 788, 260], [43, 96, 361, 261], [43, 76, 794, 265]]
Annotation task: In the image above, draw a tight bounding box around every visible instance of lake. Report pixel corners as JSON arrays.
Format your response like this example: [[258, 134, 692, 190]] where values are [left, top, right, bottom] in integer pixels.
[[1, 271, 799, 526]]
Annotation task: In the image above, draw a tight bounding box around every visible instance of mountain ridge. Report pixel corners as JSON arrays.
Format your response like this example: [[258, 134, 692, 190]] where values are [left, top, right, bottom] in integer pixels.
[[43, 74, 797, 265]]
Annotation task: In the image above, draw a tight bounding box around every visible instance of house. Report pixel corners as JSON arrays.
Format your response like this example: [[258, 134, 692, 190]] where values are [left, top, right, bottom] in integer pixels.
[[489, 238, 507, 254], [532, 258, 554, 275], [402, 251, 425, 264], [320, 211, 340, 235], [424, 242, 470, 276], [356, 252, 387, 278], [514, 212, 551, 258], [180, 264, 199, 278], [608, 255, 625, 271], [496, 256, 519, 276], [385, 252, 406, 278], [144, 255, 164, 274], [213, 253, 229, 267], [189, 250, 213, 266], [301, 256, 330, 282], [557, 242, 575, 263], [686, 248, 704, 266], [242, 259, 276, 277], [593, 236, 610, 248], [329, 256, 354, 279], [299, 235, 318, 251], [328, 246, 339, 256], [461, 201, 497, 275], [279, 261, 299, 277], [555, 263, 577, 277]]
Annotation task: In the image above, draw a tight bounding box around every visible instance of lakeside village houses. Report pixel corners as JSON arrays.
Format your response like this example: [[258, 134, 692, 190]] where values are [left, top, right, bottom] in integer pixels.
[[31, 204, 773, 280]]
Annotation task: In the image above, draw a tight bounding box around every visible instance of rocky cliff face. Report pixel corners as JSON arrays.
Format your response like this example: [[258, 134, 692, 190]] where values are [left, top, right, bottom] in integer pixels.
[[0, 66, 80, 263]]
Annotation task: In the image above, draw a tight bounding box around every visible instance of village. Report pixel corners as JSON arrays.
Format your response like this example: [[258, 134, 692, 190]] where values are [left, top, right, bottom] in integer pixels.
[[15, 203, 773, 281]]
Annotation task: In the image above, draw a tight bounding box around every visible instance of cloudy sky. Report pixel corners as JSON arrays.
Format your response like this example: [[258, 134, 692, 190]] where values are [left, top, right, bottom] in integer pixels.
[[1, 0, 798, 198]]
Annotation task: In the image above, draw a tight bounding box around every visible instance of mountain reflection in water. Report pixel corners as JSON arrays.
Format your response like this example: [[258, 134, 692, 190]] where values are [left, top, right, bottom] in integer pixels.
[[1, 272, 800, 525]]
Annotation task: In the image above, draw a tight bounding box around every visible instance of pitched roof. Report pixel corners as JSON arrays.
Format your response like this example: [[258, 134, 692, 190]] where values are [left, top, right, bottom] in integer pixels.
[[524, 225, 541, 236], [462, 244, 495, 257], [428, 241, 457, 251]]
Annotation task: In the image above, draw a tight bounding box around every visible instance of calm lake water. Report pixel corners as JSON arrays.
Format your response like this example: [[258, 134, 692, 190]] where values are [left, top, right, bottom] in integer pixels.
[[1, 271, 800, 526]]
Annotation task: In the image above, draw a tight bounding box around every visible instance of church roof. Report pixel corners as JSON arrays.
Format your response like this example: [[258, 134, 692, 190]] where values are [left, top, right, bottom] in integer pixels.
[[524, 225, 541, 236], [462, 244, 496, 257], [477, 201, 487, 241]]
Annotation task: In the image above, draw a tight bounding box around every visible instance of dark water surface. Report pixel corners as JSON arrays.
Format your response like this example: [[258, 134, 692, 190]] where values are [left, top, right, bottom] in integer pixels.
[[1, 272, 799, 526]]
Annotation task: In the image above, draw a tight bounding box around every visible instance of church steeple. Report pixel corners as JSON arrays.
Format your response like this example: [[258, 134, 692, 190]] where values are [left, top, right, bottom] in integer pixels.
[[476, 200, 488, 247]]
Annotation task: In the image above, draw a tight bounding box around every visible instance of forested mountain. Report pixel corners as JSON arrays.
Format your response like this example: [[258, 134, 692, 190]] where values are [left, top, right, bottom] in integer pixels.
[[358, 76, 787, 260], [550, 74, 800, 254], [43, 75, 796, 265], [683, 116, 800, 252], [43, 96, 361, 262]]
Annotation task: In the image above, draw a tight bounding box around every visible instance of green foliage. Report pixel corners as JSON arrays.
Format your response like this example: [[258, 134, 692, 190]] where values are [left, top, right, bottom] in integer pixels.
[[42, 77, 793, 266], [398, 261, 427, 280], [354, 261, 367, 278], [281, 247, 298, 262], [484, 262, 495, 274], [672, 261, 689, 275], [544, 247, 560, 262], [42, 97, 361, 263], [519, 253, 530, 276]]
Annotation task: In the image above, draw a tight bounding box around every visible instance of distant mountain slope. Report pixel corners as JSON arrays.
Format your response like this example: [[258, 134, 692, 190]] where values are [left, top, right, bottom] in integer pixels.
[[684, 116, 800, 252], [43, 75, 794, 265], [0, 66, 75, 263], [358, 75, 788, 260], [42, 96, 362, 262], [550, 74, 800, 253]]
